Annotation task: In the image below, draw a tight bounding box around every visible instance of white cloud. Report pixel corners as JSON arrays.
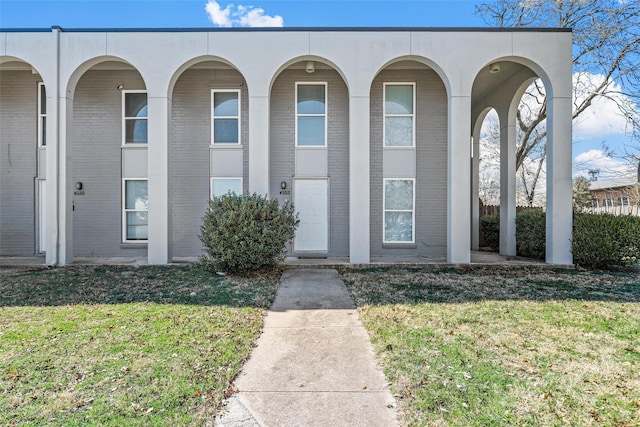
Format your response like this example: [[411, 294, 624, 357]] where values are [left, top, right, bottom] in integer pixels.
[[205, 0, 232, 27], [573, 149, 633, 179], [572, 73, 634, 141], [205, 1, 283, 27]]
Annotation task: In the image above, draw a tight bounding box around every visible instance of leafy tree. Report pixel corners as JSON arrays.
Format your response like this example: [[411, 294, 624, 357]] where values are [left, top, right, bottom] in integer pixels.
[[476, 0, 640, 203], [572, 176, 592, 213]]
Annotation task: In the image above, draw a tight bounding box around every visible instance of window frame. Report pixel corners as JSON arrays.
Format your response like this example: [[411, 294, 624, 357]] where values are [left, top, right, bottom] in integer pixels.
[[122, 90, 148, 146], [38, 82, 46, 147], [211, 89, 241, 146], [210, 177, 243, 198], [295, 82, 328, 148], [122, 178, 149, 243], [383, 177, 416, 244], [383, 82, 416, 148]]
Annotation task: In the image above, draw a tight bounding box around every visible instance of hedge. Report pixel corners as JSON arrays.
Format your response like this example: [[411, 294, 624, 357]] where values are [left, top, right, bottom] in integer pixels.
[[199, 192, 299, 275], [481, 211, 640, 269], [572, 213, 640, 269]]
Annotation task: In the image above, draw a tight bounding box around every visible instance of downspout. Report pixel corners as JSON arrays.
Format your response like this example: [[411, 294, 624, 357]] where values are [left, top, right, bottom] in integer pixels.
[[53, 25, 61, 265]]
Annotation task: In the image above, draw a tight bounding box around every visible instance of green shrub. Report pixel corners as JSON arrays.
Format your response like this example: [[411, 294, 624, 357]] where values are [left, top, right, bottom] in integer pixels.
[[199, 193, 299, 275], [572, 213, 640, 269], [480, 215, 500, 251], [516, 209, 546, 259]]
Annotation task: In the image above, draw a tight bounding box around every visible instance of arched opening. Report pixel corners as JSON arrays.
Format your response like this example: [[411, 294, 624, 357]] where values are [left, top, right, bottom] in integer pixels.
[[0, 57, 46, 257], [169, 57, 248, 257], [477, 107, 501, 206], [471, 59, 546, 257], [70, 58, 148, 258], [269, 57, 350, 257], [369, 58, 448, 259]]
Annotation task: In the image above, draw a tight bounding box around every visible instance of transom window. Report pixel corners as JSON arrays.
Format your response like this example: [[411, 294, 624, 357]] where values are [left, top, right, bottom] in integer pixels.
[[212, 89, 241, 144], [211, 177, 243, 198], [384, 83, 415, 147], [383, 178, 415, 243], [123, 179, 148, 242], [123, 91, 148, 144], [296, 83, 327, 147], [38, 83, 46, 147]]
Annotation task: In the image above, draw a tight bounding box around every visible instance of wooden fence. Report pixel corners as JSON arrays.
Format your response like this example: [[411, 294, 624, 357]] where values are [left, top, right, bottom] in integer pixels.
[[479, 205, 540, 217]]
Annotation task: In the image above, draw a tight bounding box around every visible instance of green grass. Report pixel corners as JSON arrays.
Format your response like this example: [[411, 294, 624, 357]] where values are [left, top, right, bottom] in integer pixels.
[[0, 265, 280, 426], [342, 267, 640, 426]]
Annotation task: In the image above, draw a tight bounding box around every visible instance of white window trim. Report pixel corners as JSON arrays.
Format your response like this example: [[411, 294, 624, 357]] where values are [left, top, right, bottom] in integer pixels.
[[210, 177, 244, 198], [37, 82, 46, 147], [211, 89, 241, 146], [383, 82, 416, 148], [295, 82, 328, 148], [122, 178, 148, 243], [122, 90, 148, 146], [383, 177, 416, 244]]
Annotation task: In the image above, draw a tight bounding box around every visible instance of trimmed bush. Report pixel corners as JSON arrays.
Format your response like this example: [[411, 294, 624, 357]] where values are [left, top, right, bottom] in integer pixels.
[[199, 193, 299, 275], [572, 213, 640, 269], [516, 209, 546, 259], [480, 215, 500, 251]]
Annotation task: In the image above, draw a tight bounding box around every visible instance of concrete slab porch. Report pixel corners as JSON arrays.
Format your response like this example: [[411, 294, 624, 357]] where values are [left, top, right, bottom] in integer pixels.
[[1, 251, 562, 268]]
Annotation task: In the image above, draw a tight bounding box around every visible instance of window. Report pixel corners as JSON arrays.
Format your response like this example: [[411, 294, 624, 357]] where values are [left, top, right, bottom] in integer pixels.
[[123, 91, 148, 144], [384, 83, 415, 147], [211, 177, 243, 198], [123, 179, 148, 241], [212, 89, 240, 144], [619, 196, 630, 206], [384, 178, 415, 243], [38, 83, 46, 147], [296, 83, 326, 146]]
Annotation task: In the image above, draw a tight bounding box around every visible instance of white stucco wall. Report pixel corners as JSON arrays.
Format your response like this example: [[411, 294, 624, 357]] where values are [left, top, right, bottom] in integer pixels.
[[0, 27, 573, 265]]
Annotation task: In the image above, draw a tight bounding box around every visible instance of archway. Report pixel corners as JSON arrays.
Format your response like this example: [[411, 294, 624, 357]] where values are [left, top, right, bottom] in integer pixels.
[[169, 57, 248, 257], [269, 57, 350, 257], [471, 59, 546, 256], [0, 57, 47, 257], [369, 58, 448, 260], [70, 57, 148, 258]]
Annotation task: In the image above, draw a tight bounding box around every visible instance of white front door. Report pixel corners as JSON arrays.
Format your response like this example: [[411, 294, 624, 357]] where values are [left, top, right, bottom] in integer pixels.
[[294, 179, 328, 252]]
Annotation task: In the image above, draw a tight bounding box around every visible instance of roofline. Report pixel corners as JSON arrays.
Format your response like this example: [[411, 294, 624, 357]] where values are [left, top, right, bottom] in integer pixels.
[[0, 26, 572, 33]]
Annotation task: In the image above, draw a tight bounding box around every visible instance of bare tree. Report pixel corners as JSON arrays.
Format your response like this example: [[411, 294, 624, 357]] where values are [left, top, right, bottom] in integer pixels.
[[476, 0, 640, 201]]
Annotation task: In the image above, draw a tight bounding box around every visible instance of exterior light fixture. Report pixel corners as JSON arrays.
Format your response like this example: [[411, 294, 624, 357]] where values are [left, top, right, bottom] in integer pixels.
[[280, 181, 287, 190], [305, 61, 315, 74], [75, 182, 83, 190], [489, 63, 501, 73], [117, 84, 124, 90]]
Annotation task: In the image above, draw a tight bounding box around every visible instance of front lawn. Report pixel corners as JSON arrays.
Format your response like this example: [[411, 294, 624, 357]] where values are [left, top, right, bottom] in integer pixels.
[[0, 265, 279, 426], [342, 267, 640, 426]]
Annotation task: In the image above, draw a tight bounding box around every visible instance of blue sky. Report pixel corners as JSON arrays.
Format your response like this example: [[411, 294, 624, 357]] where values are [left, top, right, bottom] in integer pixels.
[[0, 0, 486, 28], [1, 0, 636, 178]]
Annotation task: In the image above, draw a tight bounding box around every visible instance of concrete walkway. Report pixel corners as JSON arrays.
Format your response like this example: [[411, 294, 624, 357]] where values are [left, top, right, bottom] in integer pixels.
[[215, 269, 399, 427]]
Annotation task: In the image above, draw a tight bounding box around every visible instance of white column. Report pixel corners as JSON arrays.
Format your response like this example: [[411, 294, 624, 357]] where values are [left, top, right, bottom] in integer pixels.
[[447, 96, 471, 263], [546, 96, 573, 264], [147, 95, 171, 264], [44, 82, 59, 265], [46, 26, 73, 265], [499, 107, 517, 256], [349, 95, 370, 264], [471, 124, 481, 251], [46, 86, 74, 265], [248, 95, 270, 196]]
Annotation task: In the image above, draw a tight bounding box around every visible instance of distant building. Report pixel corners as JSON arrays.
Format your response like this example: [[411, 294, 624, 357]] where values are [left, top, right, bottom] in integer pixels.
[[589, 165, 640, 216]]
